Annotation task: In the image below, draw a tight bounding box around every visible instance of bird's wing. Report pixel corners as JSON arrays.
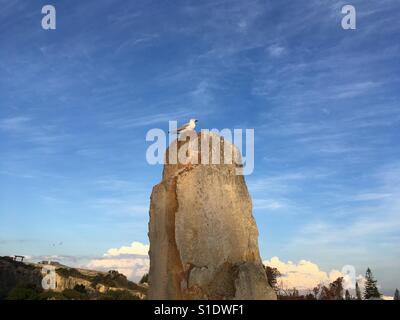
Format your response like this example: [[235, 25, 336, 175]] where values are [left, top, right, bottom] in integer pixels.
[[176, 122, 190, 132]]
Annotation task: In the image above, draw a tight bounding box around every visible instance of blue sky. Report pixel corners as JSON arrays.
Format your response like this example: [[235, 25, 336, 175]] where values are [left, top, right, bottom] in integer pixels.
[[0, 0, 399, 294]]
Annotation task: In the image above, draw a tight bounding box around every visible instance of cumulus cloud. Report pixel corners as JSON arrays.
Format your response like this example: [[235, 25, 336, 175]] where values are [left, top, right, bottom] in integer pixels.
[[24, 242, 151, 282], [87, 241, 150, 282], [87, 256, 149, 282], [263, 256, 358, 292], [104, 241, 149, 257]]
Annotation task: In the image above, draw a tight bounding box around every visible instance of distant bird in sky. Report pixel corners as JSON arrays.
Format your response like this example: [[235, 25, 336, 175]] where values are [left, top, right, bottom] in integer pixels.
[[170, 118, 198, 134]]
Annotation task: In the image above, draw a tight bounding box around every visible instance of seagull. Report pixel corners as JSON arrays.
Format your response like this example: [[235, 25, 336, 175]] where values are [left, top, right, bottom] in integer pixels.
[[169, 119, 198, 134]]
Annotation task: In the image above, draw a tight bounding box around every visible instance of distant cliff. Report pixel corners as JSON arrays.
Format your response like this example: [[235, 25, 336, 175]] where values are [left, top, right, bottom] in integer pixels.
[[0, 256, 147, 300]]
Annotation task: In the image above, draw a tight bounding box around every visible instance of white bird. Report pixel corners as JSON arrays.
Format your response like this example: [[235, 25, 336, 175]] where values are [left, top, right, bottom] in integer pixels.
[[170, 118, 198, 134]]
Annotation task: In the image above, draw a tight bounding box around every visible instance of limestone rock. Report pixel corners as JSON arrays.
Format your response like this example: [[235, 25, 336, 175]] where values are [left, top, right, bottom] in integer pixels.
[[148, 132, 276, 300]]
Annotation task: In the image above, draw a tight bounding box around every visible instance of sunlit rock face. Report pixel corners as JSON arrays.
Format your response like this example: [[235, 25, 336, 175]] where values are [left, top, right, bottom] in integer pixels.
[[148, 132, 276, 300]]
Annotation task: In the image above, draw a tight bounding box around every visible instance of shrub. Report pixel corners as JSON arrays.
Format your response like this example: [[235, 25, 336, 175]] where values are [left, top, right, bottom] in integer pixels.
[[57, 268, 87, 279], [6, 287, 41, 300], [39, 290, 66, 300], [61, 288, 88, 300], [73, 284, 87, 294], [101, 289, 140, 300], [139, 273, 149, 284]]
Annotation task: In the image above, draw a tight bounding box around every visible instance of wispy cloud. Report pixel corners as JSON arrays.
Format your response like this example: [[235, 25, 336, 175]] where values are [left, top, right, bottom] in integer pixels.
[[350, 193, 392, 202], [0, 116, 31, 132], [267, 44, 286, 57], [333, 81, 383, 99], [248, 171, 331, 193], [253, 199, 286, 210], [0, 116, 70, 150], [102, 110, 195, 129], [91, 198, 149, 217], [283, 162, 400, 272], [115, 34, 159, 54]]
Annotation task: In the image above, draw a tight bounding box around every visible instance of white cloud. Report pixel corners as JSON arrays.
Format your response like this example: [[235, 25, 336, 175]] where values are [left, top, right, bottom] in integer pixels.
[[334, 81, 382, 99], [267, 44, 286, 57], [351, 193, 392, 201], [263, 256, 357, 292], [87, 241, 150, 282], [87, 257, 149, 282], [248, 171, 330, 193], [103, 109, 194, 129], [253, 199, 286, 210], [0, 116, 31, 132], [104, 241, 149, 257], [24, 243, 151, 282]]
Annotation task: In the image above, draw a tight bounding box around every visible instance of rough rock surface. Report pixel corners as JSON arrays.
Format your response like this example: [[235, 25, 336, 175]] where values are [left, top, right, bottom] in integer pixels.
[[148, 132, 276, 300], [0, 257, 42, 296]]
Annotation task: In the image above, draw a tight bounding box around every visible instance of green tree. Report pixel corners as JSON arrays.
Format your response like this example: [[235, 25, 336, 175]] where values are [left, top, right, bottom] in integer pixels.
[[394, 288, 399, 300], [61, 288, 88, 300], [139, 273, 149, 284], [6, 287, 40, 300], [363, 268, 381, 300], [289, 288, 299, 298], [101, 289, 140, 300], [5, 283, 42, 300], [345, 289, 351, 300], [265, 266, 281, 293], [39, 290, 66, 300], [330, 277, 344, 300], [73, 284, 87, 294], [317, 277, 344, 300], [355, 281, 362, 300]]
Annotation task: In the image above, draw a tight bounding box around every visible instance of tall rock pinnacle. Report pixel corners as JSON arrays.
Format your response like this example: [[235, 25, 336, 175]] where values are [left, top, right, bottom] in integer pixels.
[[148, 131, 276, 300]]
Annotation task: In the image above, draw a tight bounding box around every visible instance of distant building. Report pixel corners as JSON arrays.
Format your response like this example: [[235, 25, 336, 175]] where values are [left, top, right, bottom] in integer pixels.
[[13, 255, 25, 262]]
